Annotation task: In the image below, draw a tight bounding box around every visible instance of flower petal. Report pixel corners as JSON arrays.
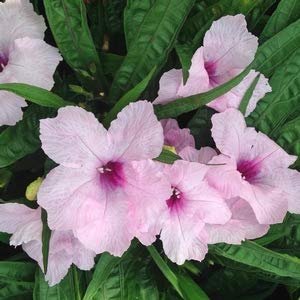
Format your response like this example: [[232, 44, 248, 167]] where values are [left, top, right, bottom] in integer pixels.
[[177, 47, 210, 97], [179, 146, 217, 164], [203, 14, 258, 76], [6, 38, 62, 90], [0, 91, 27, 126], [40, 106, 111, 167], [0, 0, 45, 54], [124, 160, 171, 245], [153, 69, 182, 105], [109, 101, 164, 161]]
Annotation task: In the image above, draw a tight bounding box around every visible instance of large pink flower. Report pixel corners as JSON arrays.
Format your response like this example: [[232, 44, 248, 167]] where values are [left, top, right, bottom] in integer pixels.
[[0, 203, 95, 286], [38, 101, 171, 256], [179, 146, 268, 244], [153, 15, 271, 116], [161, 119, 195, 153], [207, 108, 300, 225], [0, 0, 62, 126], [158, 160, 231, 264]]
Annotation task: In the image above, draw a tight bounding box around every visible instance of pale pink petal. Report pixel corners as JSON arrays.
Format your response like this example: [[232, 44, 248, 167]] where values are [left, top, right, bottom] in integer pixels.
[[37, 165, 99, 231], [6, 38, 62, 89], [42, 231, 74, 286], [203, 14, 258, 76], [161, 216, 208, 265], [124, 160, 171, 245], [161, 119, 195, 152], [177, 47, 210, 97], [211, 108, 257, 159], [40, 106, 111, 167], [72, 238, 95, 270], [241, 183, 288, 224], [109, 101, 164, 161], [205, 154, 244, 199], [153, 69, 182, 105], [0, 91, 27, 126], [22, 240, 43, 269], [179, 146, 217, 163], [207, 70, 271, 116], [206, 198, 269, 244], [75, 192, 133, 256], [0, 0, 46, 54], [0, 204, 42, 245]]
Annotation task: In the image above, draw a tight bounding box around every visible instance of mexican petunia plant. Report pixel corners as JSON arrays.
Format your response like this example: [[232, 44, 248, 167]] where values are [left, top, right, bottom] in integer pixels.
[[0, 0, 300, 299]]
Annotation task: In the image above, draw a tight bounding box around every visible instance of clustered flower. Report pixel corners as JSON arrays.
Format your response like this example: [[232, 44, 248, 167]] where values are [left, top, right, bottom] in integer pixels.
[[0, 2, 299, 286]]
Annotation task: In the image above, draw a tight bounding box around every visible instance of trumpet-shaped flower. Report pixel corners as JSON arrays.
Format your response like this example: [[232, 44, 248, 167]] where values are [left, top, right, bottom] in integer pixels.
[[38, 101, 171, 256], [179, 146, 268, 243], [0, 0, 62, 126], [153, 15, 271, 116], [161, 119, 195, 153], [158, 160, 231, 264], [0, 203, 95, 286], [207, 108, 300, 224]]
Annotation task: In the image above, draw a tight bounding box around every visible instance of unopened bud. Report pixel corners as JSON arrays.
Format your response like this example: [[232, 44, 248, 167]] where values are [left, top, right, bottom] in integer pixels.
[[25, 177, 43, 201]]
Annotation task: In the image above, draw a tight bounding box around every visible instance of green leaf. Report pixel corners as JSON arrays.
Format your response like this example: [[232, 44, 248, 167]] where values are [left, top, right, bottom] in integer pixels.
[[83, 243, 139, 300], [0, 261, 36, 283], [0, 105, 55, 168], [124, 0, 156, 48], [239, 74, 260, 115], [43, 0, 107, 91], [103, 67, 156, 127], [85, 247, 160, 300], [252, 18, 300, 77], [41, 209, 51, 274], [0, 83, 68, 109], [260, 0, 300, 42], [247, 49, 300, 138], [154, 66, 250, 119], [148, 245, 209, 300], [276, 116, 300, 167], [33, 267, 85, 300], [211, 241, 300, 280], [100, 53, 124, 76], [155, 149, 180, 164], [109, 0, 195, 102]]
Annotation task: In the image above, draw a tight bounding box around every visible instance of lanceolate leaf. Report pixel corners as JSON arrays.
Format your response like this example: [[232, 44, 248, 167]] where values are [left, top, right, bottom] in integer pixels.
[[124, 0, 156, 48], [109, 0, 195, 102], [0, 105, 55, 168], [260, 0, 300, 42], [154, 67, 250, 119], [0, 83, 69, 109], [43, 0, 107, 92], [252, 18, 300, 77], [211, 241, 300, 280], [33, 267, 85, 300], [41, 209, 51, 274], [247, 49, 300, 138]]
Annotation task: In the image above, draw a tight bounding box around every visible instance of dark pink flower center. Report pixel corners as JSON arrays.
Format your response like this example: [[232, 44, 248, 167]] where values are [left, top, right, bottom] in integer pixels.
[[204, 61, 219, 86], [166, 187, 184, 212], [98, 161, 125, 190], [237, 159, 261, 183], [0, 53, 8, 73]]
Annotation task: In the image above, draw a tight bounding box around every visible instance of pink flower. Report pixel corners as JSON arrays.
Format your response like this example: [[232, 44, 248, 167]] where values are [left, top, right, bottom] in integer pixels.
[[207, 108, 300, 225], [158, 160, 231, 264], [153, 15, 271, 116], [0, 203, 95, 286], [38, 101, 171, 256], [179, 146, 268, 244], [161, 119, 195, 153], [0, 0, 62, 126]]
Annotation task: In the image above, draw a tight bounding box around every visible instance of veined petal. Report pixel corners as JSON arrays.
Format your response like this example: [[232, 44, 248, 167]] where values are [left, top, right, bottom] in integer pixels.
[[109, 101, 164, 161], [153, 69, 182, 105], [203, 14, 258, 76], [0, 0, 46, 54], [0, 91, 27, 126], [40, 106, 111, 167], [179, 146, 217, 164]]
